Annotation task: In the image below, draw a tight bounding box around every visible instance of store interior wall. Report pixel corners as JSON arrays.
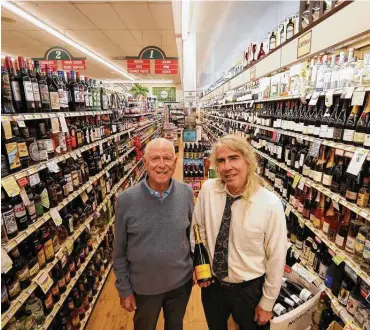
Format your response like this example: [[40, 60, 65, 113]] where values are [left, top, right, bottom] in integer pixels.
[[191, 1, 299, 92]]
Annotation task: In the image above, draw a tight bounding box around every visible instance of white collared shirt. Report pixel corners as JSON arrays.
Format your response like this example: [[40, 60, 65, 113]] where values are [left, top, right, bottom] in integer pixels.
[[190, 178, 287, 311]]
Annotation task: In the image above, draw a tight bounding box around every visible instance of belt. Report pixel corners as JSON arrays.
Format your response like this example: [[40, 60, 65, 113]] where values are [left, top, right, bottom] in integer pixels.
[[218, 274, 265, 289]]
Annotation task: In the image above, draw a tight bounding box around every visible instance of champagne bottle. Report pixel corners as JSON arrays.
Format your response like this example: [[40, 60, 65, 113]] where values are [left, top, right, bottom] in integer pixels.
[[354, 94, 370, 145], [333, 99, 349, 142], [193, 225, 212, 283], [343, 105, 360, 144], [322, 148, 335, 187]]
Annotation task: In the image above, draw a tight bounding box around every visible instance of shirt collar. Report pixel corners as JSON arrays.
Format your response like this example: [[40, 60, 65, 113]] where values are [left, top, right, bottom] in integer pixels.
[[213, 178, 261, 202], [143, 175, 174, 198]]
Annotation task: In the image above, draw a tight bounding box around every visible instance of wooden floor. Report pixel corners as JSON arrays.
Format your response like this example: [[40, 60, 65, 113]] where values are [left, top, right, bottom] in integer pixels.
[[86, 135, 237, 330]]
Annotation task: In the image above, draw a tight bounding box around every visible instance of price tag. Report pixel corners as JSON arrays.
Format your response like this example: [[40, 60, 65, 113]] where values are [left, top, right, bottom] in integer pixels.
[[47, 160, 60, 173], [298, 179, 306, 190], [75, 150, 82, 158], [351, 91, 366, 106], [1, 248, 13, 273], [35, 271, 54, 294], [2, 121, 13, 140], [333, 200, 340, 211], [50, 208, 63, 226], [285, 204, 293, 216], [51, 118, 60, 133], [29, 173, 41, 187], [24, 114, 34, 120], [346, 149, 369, 176], [325, 91, 333, 107], [65, 238, 74, 255], [17, 120, 26, 128], [70, 152, 77, 160], [309, 139, 322, 157], [335, 148, 344, 156], [344, 86, 356, 99], [59, 115, 69, 133], [309, 92, 320, 106], [343, 320, 362, 330], [2, 176, 21, 197], [80, 191, 88, 203], [332, 255, 344, 265], [20, 188, 30, 206], [17, 177, 29, 188], [292, 174, 302, 189]]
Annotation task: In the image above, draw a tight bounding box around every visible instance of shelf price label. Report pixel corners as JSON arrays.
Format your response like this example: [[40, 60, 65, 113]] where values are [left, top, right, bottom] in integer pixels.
[[292, 174, 302, 189], [346, 149, 369, 176], [36, 272, 54, 294], [2, 176, 21, 197], [50, 208, 63, 226], [351, 91, 366, 106]]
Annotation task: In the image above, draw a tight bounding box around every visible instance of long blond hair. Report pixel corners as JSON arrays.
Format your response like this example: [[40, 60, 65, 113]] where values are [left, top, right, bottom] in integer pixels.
[[210, 134, 263, 200]]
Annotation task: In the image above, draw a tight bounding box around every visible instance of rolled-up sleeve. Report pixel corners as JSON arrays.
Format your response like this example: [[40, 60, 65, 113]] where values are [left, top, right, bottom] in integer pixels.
[[259, 200, 287, 311], [113, 192, 132, 298]]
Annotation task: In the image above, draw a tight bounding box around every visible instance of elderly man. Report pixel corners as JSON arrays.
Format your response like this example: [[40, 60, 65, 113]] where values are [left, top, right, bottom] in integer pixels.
[[113, 138, 194, 330], [191, 135, 287, 330]]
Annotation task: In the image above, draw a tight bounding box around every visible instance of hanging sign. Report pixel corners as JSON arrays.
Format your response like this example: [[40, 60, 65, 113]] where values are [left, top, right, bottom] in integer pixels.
[[124, 46, 178, 75], [33, 46, 87, 71], [297, 31, 312, 58]]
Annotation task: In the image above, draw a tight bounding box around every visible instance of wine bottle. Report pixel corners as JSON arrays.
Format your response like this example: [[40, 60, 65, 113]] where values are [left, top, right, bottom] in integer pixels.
[[313, 192, 325, 229], [326, 97, 340, 140], [282, 277, 313, 302], [338, 273, 355, 306], [357, 176, 369, 208], [345, 214, 363, 255], [346, 171, 362, 203], [333, 99, 350, 142], [5, 56, 22, 113], [343, 105, 360, 144], [346, 278, 366, 316], [318, 247, 333, 280], [353, 93, 370, 145], [335, 208, 351, 250], [193, 225, 212, 283], [1, 65, 15, 114], [17, 56, 35, 113], [330, 156, 344, 194], [280, 286, 303, 307], [313, 146, 326, 183], [322, 148, 335, 187]]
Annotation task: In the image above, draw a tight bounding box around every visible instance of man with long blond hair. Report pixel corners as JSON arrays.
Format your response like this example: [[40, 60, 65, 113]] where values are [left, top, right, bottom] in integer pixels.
[[190, 134, 286, 330]]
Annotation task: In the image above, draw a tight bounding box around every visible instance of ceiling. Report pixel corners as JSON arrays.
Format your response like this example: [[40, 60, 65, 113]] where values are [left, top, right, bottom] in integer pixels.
[[1, 1, 181, 84], [190, 1, 299, 91]]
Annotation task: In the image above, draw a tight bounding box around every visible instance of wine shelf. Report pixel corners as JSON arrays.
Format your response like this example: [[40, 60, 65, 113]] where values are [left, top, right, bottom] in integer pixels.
[[123, 112, 156, 118], [142, 127, 161, 143], [40, 219, 115, 330], [80, 263, 113, 330], [2, 127, 135, 181], [1, 110, 113, 122], [261, 178, 370, 287], [1, 159, 143, 328], [3, 146, 136, 253], [204, 114, 370, 161], [252, 148, 370, 222], [135, 119, 161, 132]]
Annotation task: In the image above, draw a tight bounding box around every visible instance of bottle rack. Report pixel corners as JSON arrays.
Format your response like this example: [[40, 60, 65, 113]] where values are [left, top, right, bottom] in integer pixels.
[[1, 159, 144, 328]]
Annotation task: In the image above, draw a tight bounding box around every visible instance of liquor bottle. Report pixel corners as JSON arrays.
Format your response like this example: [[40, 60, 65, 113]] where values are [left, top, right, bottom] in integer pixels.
[[34, 61, 51, 112], [338, 272, 355, 306], [280, 285, 304, 307], [193, 224, 212, 283], [326, 97, 340, 140], [10, 246, 31, 289], [68, 71, 79, 111], [26, 60, 41, 112], [343, 105, 360, 144], [25, 293, 45, 325], [318, 247, 333, 280], [354, 94, 370, 145], [311, 292, 328, 330], [17, 56, 35, 113], [313, 146, 326, 183], [333, 99, 349, 142], [67, 296, 81, 329], [269, 31, 277, 51], [346, 171, 362, 203], [2, 189, 18, 238], [345, 214, 362, 256], [11, 194, 29, 232], [313, 192, 325, 229], [325, 261, 345, 297], [322, 148, 335, 187], [322, 201, 337, 236], [354, 220, 368, 264], [330, 156, 344, 194], [1, 65, 15, 114], [302, 187, 313, 219], [5, 56, 22, 113], [357, 176, 369, 208], [346, 279, 366, 316], [57, 71, 69, 112], [335, 208, 351, 250]]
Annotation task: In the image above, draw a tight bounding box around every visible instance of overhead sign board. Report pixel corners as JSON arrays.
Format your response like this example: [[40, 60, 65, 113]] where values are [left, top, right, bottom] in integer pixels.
[[297, 31, 312, 58]]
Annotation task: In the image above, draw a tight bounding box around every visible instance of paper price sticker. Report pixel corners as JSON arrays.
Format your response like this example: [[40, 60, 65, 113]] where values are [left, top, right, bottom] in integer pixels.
[[86, 185, 93, 193], [351, 91, 366, 106], [309, 139, 322, 157], [344, 86, 356, 100], [17, 120, 26, 128], [298, 179, 306, 190], [20, 188, 30, 206], [292, 175, 302, 189], [285, 205, 293, 216], [309, 92, 320, 106], [70, 152, 77, 160], [59, 115, 69, 133], [1, 248, 13, 273], [343, 320, 362, 330], [325, 91, 333, 107], [50, 208, 63, 226], [80, 191, 88, 203], [17, 177, 29, 187], [332, 255, 344, 265], [346, 149, 369, 176], [2, 176, 21, 197], [35, 271, 54, 294], [47, 160, 60, 173], [51, 118, 60, 133]]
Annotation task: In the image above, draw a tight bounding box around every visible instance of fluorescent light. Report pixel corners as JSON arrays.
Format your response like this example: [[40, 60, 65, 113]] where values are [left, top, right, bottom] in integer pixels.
[[104, 80, 174, 84], [2, 0, 134, 80], [182, 0, 190, 41]]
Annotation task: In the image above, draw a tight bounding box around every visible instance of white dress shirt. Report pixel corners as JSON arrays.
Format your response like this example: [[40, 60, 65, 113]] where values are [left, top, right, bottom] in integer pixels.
[[190, 178, 287, 311]]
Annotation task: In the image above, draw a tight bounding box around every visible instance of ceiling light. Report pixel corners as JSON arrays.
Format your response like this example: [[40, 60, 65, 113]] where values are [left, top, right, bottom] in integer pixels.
[[104, 80, 174, 84], [2, 0, 134, 80]]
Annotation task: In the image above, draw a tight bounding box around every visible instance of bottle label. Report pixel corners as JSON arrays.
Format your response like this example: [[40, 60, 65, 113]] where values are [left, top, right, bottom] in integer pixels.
[[345, 236, 355, 254], [37, 249, 46, 267], [85, 91, 90, 107], [335, 235, 345, 248], [313, 216, 321, 228], [3, 209, 18, 234], [364, 134, 370, 147], [17, 142, 29, 158], [322, 222, 330, 234], [17, 266, 30, 281], [363, 240, 370, 259], [29, 262, 40, 277], [343, 129, 355, 142], [295, 239, 303, 250], [357, 192, 369, 207], [52, 284, 59, 296], [290, 294, 301, 305], [338, 287, 350, 305], [39, 84, 50, 104], [299, 154, 305, 167], [299, 288, 312, 302], [58, 277, 66, 289], [319, 125, 328, 138], [347, 296, 361, 315], [44, 240, 55, 260], [27, 201, 36, 219], [23, 81, 35, 101], [283, 188, 288, 198], [326, 127, 334, 139], [325, 273, 333, 288], [353, 132, 365, 144], [50, 92, 60, 110], [319, 263, 328, 279], [44, 292, 53, 309], [302, 165, 310, 177], [313, 171, 323, 183], [6, 142, 21, 170], [11, 81, 21, 101], [14, 202, 26, 218], [31, 82, 41, 101], [284, 297, 295, 307], [7, 279, 21, 298], [322, 174, 332, 186], [72, 171, 79, 187], [346, 190, 357, 201], [303, 125, 309, 135], [58, 89, 66, 107], [314, 126, 320, 136], [333, 128, 343, 141]]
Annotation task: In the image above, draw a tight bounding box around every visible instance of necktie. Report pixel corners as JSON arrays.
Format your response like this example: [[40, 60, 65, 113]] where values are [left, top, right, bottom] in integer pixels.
[[212, 195, 241, 280]]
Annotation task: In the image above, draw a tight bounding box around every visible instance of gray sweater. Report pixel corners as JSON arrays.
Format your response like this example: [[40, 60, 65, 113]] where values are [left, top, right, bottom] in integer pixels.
[[113, 179, 194, 297]]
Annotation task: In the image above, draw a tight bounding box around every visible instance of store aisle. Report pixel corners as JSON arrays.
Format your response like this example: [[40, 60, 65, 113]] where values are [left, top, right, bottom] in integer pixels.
[[85, 136, 213, 330]]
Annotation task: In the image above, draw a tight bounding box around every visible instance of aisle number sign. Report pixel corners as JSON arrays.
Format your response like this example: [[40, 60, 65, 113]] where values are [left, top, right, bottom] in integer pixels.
[[124, 46, 179, 75], [297, 31, 312, 58]]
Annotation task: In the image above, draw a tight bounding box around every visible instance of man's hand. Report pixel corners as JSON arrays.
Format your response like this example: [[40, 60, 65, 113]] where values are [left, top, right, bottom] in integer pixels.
[[120, 294, 137, 312], [254, 305, 272, 326], [192, 271, 213, 288]]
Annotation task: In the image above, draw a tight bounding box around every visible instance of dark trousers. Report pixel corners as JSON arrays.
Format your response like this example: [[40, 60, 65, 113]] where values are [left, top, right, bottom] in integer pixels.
[[133, 279, 192, 330], [201, 276, 270, 330]]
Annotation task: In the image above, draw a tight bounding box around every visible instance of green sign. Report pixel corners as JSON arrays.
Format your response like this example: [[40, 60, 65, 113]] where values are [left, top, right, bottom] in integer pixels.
[[33, 46, 86, 61], [153, 87, 176, 102], [140, 47, 164, 59]]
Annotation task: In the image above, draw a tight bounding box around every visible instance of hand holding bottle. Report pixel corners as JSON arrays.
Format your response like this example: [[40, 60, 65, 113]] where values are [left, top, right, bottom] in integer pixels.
[[254, 305, 272, 326], [192, 270, 213, 288]]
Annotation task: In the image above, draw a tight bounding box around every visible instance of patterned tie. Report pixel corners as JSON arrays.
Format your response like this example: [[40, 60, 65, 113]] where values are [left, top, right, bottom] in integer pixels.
[[212, 195, 241, 280]]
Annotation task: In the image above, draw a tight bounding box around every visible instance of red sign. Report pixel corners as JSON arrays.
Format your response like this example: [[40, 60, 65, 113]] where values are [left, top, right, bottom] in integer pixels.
[[154, 59, 178, 74], [128, 69, 150, 74], [127, 59, 150, 65], [39, 60, 58, 71], [155, 68, 178, 74], [126, 59, 150, 74], [155, 59, 178, 65], [62, 60, 86, 70]]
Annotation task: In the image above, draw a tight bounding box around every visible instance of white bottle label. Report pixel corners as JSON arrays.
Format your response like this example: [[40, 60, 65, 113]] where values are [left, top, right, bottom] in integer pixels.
[[299, 154, 305, 167], [284, 297, 295, 307], [308, 125, 315, 135], [319, 125, 328, 138], [303, 125, 309, 135], [290, 295, 302, 305], [322, 174, 332, 186], [347, 296, 361, 315], [343, 129, 355, 142], [50, 92, 60, 110], [32, 82, 41, 101], [364, 134, 370, 147], [299, 288, 312, 302], [11, 81, 21, 101], [302, 165, 310, 177], [345, 236, 355, 254], [323, 222, 330, 234], [319, 263, 328, 279], [314, 126, 320, 136], [23, 81, 35, 101], [326, 127, 334, 139], [313, 171, 323, 183], [335, 235, 345, 248], [273, 303, 286, 316]]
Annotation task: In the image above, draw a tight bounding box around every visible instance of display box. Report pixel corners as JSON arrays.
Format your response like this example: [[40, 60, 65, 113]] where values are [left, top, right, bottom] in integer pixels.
[[327, 321, 344, 330]]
